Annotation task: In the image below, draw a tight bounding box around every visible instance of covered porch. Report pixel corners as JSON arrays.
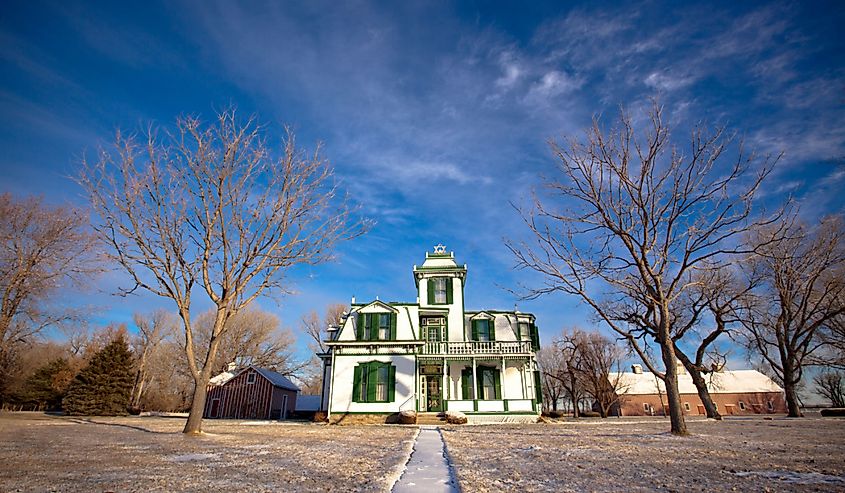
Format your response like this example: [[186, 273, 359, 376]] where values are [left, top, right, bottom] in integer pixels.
[[416, 355, 540, 414]]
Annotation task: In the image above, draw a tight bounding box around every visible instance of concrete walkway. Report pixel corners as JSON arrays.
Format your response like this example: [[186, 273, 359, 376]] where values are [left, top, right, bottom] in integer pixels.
[[392, 426, 458, 492]]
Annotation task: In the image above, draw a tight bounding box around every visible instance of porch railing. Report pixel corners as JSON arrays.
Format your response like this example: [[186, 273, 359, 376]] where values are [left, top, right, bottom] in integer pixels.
[[420, 340, 533, 355]]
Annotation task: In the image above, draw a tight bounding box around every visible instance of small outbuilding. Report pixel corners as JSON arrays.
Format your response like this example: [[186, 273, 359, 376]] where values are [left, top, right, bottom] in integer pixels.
[[611, 364, 787, 416], [204, 365, 299, 420]]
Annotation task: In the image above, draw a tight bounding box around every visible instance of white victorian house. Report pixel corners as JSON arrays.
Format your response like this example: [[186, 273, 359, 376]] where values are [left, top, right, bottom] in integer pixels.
[[319, 245, 542, 424]]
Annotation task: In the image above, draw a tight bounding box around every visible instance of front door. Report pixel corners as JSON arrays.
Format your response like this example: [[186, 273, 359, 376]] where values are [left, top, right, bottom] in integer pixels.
[[427, 376, 443, 412]]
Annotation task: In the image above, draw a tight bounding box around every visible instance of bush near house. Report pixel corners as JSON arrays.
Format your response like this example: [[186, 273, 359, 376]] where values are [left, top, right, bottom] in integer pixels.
[[63, 335, 134, 416]]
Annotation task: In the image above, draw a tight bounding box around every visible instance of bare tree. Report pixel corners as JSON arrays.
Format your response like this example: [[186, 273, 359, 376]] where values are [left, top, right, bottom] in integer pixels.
[[813, 370, 845, 408], [575, 330, 628, 418], [302, 303, 346, 354], [535, 346, 567, 412], [551, 329, 587, 417], [192, 306, 304, 375], [79, 109, 366, 434], [740, 217, 845, 417], [130, 310, 174, 409], [508, 103, 780, 435], [0, 194, 99, 404]]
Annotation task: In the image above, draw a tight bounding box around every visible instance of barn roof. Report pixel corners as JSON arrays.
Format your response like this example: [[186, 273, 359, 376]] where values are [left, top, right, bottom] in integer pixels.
[[613, 369, 783, 395], [253, 367, 300, 392], [208, 366, 300, 392]]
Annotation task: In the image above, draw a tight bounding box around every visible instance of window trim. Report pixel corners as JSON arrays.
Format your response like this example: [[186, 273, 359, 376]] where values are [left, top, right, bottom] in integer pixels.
[[246, 373, 256, 384], [352, 361, 396, 403], [475, 366, 501, 400], [683, 402, 691, 412], [738, 401, 746, 411]]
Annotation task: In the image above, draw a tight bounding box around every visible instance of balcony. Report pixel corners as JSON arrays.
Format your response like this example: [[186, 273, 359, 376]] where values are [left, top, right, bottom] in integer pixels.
[[420, 340, 534, 356]]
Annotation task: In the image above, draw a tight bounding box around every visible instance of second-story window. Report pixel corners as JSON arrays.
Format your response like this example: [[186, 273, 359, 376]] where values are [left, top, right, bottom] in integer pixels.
[[472, 319, 495, 341], [377, 313, 391, 340], [356, 312, 397, 341]]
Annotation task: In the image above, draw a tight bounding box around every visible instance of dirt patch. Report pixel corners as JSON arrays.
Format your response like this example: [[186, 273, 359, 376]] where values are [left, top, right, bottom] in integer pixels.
[[441, 416, 845, 492], [0, 412, 416, 492]]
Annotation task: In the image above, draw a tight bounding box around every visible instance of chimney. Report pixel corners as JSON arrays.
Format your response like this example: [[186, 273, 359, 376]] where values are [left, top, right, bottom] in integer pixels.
[[632, 364, 643, 374]]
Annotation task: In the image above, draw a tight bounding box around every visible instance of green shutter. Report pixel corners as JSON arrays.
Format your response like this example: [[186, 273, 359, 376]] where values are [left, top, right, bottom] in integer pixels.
[[493, 369, 502, 400], [531, 324, 539, 350], [367, 313, 379, 341], [390, 313, 397, 340], [388, 364, 396, 402], [471, 320, 479, 341], [476, 369, 483, 399], [427, 279, 435, 304], [488, 319, 496, 341], [367, 363, 377, 402], [461, 368, 472, 400], [352, 365, 362, 402], [533, 370, 543, 404], [446, 278, 453, 304]]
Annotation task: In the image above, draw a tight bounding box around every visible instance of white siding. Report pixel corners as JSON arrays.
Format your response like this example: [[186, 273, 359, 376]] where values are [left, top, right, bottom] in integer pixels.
[[329, 354, 415, 413]]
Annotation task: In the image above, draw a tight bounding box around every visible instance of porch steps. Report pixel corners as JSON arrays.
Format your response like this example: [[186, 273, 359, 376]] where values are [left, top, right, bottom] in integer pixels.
[[416, 412, 446, 425]]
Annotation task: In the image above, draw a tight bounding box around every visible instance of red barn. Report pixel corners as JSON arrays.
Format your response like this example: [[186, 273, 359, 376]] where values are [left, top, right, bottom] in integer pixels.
[[204, 365, 300, 420], [611, 364, 787, 416]]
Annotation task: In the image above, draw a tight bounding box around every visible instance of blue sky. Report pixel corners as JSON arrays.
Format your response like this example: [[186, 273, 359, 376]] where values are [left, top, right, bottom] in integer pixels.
[[1, 1, 843, 366]]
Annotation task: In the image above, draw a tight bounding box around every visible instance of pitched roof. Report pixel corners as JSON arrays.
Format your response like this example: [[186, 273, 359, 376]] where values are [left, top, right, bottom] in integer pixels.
[[208, 366, 300, 392], [613, 369, 783, 395], [253, 367, 300, 392]]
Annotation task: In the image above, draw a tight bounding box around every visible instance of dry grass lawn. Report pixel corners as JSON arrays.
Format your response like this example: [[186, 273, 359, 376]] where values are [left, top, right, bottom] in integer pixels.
[[0, 413, 416, 492], [442, 416, 845, 492], [2, 413, 844, 492]]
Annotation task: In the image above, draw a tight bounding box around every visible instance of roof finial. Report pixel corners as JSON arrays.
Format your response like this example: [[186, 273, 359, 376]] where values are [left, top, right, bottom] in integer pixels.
[[433, 243, 446, 254]]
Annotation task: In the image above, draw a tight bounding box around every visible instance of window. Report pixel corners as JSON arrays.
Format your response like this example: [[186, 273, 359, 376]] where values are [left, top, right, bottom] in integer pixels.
[[427, 277, 452, 305], [477, 366, 501, 400], [684, 402, 691, 412], [643, 402, 650, 412], [461, 367, 501, 400], [377, 313, 390, 340], [472, 319, 494, 341], [353, 362, 395, 403], [434, 278, 447, 304], [518, 321, 540, 350], [767, 400, 774, 411], [246, 373, 256, 384], [356, 312, 396, 341], [519, 322, 531, 340], [738, 401, 746, 411], [376, 365, 389, 401]]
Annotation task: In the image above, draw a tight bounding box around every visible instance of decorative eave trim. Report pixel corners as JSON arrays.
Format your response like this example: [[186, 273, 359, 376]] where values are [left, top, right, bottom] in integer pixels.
[[354, 300, 400, 313], [325, 340, 425, 346]]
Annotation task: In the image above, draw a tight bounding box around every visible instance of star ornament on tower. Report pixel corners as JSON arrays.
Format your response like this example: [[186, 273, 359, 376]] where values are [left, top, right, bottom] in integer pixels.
[[433, 243, 447, 254]]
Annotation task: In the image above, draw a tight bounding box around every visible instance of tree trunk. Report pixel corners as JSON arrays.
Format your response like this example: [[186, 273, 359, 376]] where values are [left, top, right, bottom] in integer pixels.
[[659, 333, 688, 435], [687, 367, 722, 420], [783, 364, 803, 418], [183, 374, 210, 434]]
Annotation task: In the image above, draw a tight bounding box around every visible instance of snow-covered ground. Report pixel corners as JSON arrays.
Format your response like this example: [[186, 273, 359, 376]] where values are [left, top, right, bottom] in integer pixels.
[[441, 416, 845, 492], [0, 413, 416, 492], [2, 413, 843, 492]]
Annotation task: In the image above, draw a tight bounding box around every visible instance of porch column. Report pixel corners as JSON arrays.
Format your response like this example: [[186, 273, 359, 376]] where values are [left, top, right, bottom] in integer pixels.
[[442, 358, 448, 401], [472, 357, 478, 400], [501, 356, 507, 400]]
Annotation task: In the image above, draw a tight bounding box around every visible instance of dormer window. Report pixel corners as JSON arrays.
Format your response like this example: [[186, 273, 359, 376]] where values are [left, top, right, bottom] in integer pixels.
[[472, 318, 495, 341], [356, 311, 397, 341]]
